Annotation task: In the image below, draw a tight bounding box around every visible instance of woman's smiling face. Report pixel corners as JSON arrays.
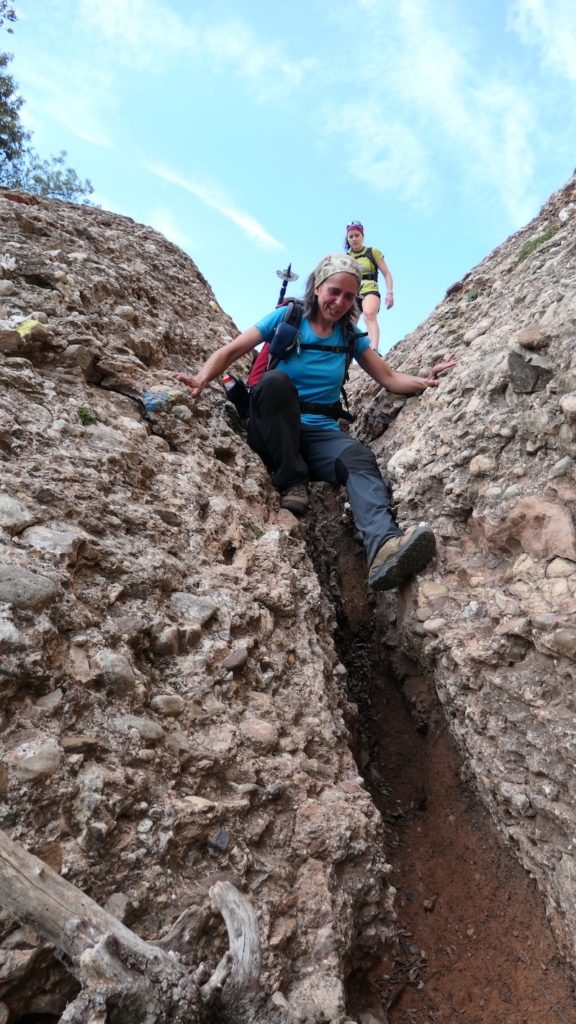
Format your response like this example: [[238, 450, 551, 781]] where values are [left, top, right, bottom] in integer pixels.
[[315, 272, 359, 323]]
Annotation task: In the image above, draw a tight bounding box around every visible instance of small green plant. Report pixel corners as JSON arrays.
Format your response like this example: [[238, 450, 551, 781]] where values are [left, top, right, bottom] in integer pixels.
[[251, 525, 264, 539], [466, 289, 480, 303], [77, 406, 97, 426], [515, 226, 557, 266]]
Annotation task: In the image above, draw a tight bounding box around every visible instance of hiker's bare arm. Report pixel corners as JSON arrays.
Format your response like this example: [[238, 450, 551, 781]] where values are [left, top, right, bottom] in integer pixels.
[[176, 327, 263, 397], [358, 349, 457, 394], [377, 257, 394, 309]]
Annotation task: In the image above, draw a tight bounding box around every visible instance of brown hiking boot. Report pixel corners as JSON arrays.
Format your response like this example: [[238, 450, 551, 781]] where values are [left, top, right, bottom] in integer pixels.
[[280, 483, 310, 517], [368, 525, 436, 591]]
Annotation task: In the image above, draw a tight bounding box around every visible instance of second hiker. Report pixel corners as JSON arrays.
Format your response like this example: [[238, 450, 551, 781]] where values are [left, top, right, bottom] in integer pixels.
[[345, 220, 394, 352], [176, 253, 455, 591]]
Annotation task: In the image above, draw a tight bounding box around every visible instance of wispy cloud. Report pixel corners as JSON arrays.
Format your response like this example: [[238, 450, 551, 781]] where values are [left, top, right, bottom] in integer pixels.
[[10, 62, 115, 148], [508, 0, 576, 83], [326, 0, 539, 223], [78, 0, 200, 69], [202, 21, 316, 97], [13, 0, 567, 243], [324, 105, 431, 208], [79, 0, 315, 99], [148, 165, 284, 249]]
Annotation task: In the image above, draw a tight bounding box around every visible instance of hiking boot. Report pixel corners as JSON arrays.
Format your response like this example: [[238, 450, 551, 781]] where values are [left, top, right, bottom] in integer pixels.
[[368, 525, 436, 591], [280, 484, 309, 517]]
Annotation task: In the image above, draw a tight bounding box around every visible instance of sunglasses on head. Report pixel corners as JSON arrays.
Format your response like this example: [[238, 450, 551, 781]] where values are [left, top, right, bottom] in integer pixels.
[[347, 221, 364, 232]]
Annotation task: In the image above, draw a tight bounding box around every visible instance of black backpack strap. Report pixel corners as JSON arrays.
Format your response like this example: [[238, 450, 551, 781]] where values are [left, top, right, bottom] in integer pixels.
[[275, 298, 304, 331], [300, 328, 367, 367], [299, 342, 350, 355], [299, 399, 354, 423], [360, 246, 379, 282], [283, 298, 304, 328], [267, 299, 304, 369], [337, 324, 368, 422], [342, 325, 367, 380], [365, 246, 378, 270]]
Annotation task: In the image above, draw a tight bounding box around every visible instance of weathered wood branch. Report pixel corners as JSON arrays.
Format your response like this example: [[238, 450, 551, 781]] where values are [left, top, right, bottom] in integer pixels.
[[0, 828, 162, 972], [0, 829, 274, 1022], [209, 880, 262, 996]]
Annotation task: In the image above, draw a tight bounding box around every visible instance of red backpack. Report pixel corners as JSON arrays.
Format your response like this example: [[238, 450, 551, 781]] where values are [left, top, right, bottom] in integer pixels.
[[246, 299, 304, 387]]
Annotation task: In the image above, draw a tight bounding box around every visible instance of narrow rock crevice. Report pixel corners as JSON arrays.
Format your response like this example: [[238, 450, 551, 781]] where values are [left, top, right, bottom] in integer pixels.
[[307, 485, 576, 1024]]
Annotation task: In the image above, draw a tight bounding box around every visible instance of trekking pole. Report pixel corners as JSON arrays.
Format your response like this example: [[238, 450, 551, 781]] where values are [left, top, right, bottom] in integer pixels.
[[276, 263, 299, 305]]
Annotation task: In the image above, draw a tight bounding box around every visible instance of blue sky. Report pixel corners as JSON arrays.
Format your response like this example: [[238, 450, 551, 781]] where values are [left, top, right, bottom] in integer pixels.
[[4, 0, 576, 353]]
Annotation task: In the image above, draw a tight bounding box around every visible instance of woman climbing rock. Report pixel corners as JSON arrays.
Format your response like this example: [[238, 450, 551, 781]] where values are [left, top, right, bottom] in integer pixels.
[[177, 253, 455, 590], [345, 220, 394, 352]]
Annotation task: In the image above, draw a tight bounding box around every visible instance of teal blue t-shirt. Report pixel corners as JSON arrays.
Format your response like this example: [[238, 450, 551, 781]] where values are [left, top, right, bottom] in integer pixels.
[[254, 308, 370, 430]]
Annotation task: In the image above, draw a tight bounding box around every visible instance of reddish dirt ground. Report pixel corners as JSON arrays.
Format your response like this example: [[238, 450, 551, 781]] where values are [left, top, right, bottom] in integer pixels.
[[323, 507, 576, 1024], [369, 673, 576, 1024]]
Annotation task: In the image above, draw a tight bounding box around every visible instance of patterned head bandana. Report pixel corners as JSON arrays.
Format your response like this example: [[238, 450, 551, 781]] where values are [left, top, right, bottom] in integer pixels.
[[314, 253, 362, 289]]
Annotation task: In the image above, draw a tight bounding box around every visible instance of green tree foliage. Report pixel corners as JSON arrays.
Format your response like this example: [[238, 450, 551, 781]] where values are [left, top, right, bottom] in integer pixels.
[[0, 147, 94, 201], [0, 3, 27, 162], [0, 1, 94, 203], [0, 2, 16, 32], [0, 50, 26, 159]]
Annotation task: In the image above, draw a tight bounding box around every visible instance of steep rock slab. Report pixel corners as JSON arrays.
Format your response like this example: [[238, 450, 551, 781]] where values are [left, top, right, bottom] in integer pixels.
[[0, 190, 392, 1023], [349, 175, 576, 968]]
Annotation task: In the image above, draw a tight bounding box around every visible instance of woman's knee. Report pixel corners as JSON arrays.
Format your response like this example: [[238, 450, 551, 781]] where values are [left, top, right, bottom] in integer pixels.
[[362, 308, 378, 326], [334, 440, 381, 484], [251, 370, 298, 411], [362, 295, 380, 321]]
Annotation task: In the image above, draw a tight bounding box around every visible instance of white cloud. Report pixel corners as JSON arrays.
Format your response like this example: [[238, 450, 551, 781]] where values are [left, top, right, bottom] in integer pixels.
[[324, 0, 540, 222], [325, 105, 431, 207], [147, 165, 284, 250], [202, 21, 316, 97], [10, 63, 115, 148], [391, 3, 538, 220], [13, 0, 565, 241], [79, 0, 315, 98], [78, 0, 200, 68], [471, 80, 537, 223], [507, 0, 576, 83]]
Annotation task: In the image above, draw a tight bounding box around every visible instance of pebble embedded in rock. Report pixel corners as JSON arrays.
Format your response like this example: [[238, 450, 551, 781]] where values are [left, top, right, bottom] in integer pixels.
[[0, 563, 60, 608]]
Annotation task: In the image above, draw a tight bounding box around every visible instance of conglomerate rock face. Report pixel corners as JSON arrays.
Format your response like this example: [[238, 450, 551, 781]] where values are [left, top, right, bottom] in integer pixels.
[[0, 191, 391, 1023], [3, 174, 576, 1017], [349, 175, 576, 966]]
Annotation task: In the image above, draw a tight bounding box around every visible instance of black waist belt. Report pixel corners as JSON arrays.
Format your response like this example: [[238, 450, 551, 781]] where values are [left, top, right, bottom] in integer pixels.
[[362, 272, 378, 282], [299, 399, 354, 423]]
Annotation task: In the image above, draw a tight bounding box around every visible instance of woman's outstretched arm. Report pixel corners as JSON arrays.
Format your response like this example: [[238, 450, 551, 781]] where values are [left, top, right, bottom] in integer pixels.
[[358, 348, 457, 394], [176, 326, 263, 397]]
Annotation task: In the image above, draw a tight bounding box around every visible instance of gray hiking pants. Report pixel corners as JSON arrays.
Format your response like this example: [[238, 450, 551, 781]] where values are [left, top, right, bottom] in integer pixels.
[[247, 370, 401, 564]]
